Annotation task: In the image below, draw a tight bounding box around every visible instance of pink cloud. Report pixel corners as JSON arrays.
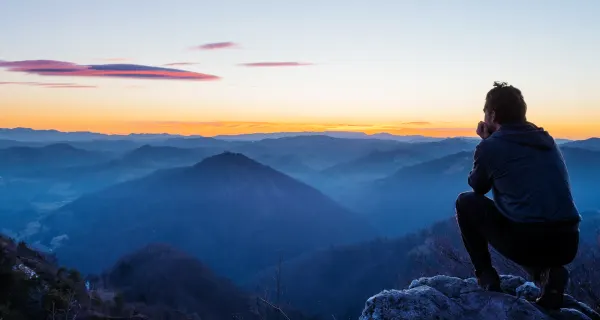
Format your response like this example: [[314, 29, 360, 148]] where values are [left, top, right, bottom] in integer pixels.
[[239, 62, 312, 67], [163, 62, 201, 66], [191, 42, 237, 50], [0, 81, 96, 88], [0, 60, 220, 81]]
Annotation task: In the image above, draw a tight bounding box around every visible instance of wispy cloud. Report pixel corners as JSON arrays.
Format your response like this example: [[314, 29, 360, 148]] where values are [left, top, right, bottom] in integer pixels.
[[191, 42, 237, 50], [0, 60, 220, 81], [402, 121, 431, 125], [0, 81, 96, 89], [163, 62, 201, 67], [239, 62, 313, 67]]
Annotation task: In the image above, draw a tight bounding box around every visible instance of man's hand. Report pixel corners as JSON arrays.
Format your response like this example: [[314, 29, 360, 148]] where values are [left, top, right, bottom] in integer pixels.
[[477, 121, 491, 140]]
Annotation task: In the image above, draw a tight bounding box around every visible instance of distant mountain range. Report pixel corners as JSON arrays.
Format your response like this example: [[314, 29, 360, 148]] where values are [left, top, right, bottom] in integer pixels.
[[214, 131, 445, 142], [2, 126, 599, 319], [0, 127, 181, 142], [0, 143, 110, 175], [0, 126, 488, 143], [563, 137, 600, 151], [36, 152, 377, 281], [324, 138, 478, 179], [341, 146, 600, 236]]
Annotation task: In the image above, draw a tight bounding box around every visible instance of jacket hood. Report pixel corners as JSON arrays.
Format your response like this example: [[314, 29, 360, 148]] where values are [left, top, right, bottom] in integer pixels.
[[490, 122, 555, 150]]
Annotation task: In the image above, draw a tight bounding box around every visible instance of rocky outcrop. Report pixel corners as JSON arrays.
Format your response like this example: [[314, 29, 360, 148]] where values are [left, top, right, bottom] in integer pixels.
[[360, 275, 600, 320]]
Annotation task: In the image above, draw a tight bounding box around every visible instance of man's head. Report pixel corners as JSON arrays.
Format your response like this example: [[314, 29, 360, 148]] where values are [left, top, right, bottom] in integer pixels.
[[483, 81, 527, 132]]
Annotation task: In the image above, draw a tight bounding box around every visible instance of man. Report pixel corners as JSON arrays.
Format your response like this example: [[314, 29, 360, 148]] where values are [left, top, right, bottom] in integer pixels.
[[455, 81, 581, 310]]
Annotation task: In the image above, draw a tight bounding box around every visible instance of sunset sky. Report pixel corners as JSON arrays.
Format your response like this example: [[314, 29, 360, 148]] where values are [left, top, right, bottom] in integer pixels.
[[1, 0, 599, 139]]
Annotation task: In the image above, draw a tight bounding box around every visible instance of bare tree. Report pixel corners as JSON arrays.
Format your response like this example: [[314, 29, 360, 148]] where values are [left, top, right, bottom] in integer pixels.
[[275, 255, 283, 308], [258, 298, 291, 320]]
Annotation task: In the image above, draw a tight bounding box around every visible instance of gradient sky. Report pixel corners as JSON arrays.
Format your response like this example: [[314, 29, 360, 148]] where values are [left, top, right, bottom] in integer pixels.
[[1, 0, 599, 138]]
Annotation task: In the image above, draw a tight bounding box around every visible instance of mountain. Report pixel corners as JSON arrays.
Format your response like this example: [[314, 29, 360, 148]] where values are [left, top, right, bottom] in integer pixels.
[[0, 143, 111, 174], [0, 139, 46, 149], [1, 236, 313, 320], [368, 132, 447, 142], [158, 136, 239, 149], [0, 127, 108, 141], [559, 147, 600, 211], [0, 127, 181, 142], [66, 139, 144, 153], [118, 144, 217, 167], [324, 138, 478, 179], [248, 218, 600, 319], [232, 135, 405, 171], [215, 131, 442, 142], [0, 145, 219, 214], [345, 151, 473, 235], [342, 147, 600, 236], [37, 152, 377, 280], [102, 243, 315, 320], [562, 138, 600, 151]]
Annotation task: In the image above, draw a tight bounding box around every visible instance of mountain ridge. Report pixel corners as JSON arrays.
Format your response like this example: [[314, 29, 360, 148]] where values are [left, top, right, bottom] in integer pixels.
[[37, 152, 378, 281]]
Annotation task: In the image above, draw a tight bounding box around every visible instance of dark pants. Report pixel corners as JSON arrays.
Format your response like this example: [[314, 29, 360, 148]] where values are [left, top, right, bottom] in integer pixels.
[[455, 192, 579, 276]]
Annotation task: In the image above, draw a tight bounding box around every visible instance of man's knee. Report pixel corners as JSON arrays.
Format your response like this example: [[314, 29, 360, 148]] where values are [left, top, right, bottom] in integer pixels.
[[456, 191, 477, 209], [455, 191, 484, 219]]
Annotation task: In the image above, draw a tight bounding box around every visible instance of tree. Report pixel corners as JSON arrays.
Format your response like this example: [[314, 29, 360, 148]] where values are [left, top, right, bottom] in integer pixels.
[[67, 269, 82, 283], [113, 293, 125, 315]]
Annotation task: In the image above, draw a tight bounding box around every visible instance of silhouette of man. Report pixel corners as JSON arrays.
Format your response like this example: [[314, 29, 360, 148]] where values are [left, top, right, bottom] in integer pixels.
[[455, 81, 581, 309]]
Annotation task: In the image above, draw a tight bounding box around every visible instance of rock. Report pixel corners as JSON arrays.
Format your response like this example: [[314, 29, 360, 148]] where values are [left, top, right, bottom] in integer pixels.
[[516, 282, 541, 301], [359, 275, 600, 320], [500, 274, 527, 295], [562, 295, 600, 320]]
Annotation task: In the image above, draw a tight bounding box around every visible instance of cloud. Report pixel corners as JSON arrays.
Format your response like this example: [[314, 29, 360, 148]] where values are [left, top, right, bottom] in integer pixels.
[[0, 81, 96, 89], [163, 62, 201, 67], [239, 62, 312, 67], [191, 42, 237, 50], [0, 60, 220, 81], [402, 121, 431, 125]]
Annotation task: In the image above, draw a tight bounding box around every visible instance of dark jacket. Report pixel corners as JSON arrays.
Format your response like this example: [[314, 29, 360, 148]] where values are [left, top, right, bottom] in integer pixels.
[[468, 122, 581, 223]]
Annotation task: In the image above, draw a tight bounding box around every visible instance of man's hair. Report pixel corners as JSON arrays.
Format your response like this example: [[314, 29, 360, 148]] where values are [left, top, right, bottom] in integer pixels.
[[484, 81, 527, 124]]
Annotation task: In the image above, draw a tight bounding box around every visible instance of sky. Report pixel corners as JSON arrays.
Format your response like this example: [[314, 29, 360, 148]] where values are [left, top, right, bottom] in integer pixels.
[[1, 0, 599, 139]]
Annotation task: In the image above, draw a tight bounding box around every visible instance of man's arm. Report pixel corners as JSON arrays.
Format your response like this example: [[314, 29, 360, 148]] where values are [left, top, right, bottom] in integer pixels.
[[468, 143, 492, 195]]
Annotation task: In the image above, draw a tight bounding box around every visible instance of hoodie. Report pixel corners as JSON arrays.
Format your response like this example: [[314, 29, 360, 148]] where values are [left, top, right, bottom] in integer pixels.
[[468, 122, 581, 223]]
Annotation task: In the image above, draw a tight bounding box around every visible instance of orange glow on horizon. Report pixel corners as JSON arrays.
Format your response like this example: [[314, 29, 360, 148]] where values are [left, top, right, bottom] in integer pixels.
[[0, 118, 597, 140]]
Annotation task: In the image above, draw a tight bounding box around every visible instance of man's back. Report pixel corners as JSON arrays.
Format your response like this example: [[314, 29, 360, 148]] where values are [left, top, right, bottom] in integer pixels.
[[469, 122, 581, 223], [458, 82, 579, 309]]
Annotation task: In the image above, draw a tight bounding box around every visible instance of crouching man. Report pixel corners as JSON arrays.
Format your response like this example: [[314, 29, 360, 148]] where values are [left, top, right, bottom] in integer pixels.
[[456, 81, 581, 310]]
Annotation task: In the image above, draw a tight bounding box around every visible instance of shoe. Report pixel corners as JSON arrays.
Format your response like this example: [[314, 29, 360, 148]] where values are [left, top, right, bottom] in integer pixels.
[[523, 266, 543, 287], [476, 268, 502, 292], [535, 266, 569, 310]]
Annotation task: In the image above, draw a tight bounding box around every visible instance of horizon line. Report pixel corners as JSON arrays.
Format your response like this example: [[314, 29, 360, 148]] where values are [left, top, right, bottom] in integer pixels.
[[0, 126, 586, 141]]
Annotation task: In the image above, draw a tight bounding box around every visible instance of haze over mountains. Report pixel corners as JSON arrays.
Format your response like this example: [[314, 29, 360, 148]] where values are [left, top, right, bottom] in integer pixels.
[[36, 152, 376, 280], [1, 127, 599, 319]]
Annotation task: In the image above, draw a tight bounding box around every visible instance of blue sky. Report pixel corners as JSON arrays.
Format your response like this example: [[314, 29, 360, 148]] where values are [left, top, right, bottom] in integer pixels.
[[1, 0, 599, 138]]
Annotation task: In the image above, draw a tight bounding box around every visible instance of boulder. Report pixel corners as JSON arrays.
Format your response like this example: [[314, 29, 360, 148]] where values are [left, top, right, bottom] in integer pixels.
[[360, 275, 600, 320]]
